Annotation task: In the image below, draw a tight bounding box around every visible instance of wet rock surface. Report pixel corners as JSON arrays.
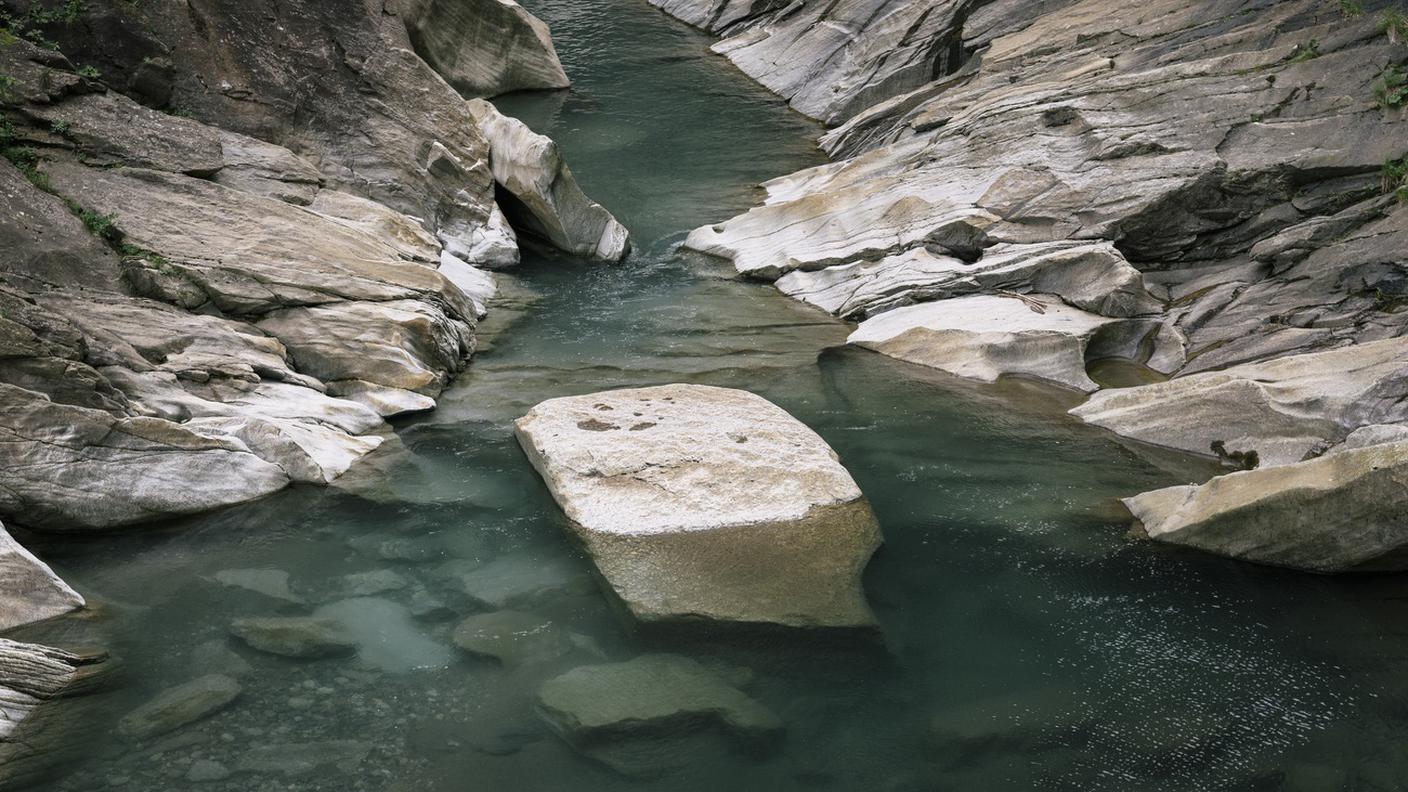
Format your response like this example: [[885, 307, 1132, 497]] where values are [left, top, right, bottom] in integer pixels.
[[516, 384, 882, 629]]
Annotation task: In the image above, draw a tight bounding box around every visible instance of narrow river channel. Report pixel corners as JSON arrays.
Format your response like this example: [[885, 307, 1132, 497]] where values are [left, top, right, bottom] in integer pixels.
[[25, 1, 1408, 789]]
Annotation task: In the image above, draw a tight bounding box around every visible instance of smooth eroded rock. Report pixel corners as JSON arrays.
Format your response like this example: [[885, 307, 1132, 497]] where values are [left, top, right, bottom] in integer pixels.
[[1072, 338, 1408, 467], [467, 99, 630, 262], [848, 294, 1122, 393], [1125, 441, 1408, 573], [0, 522, 84, 631], [516, 384, 881, 630], [403, 0, 571, 97]]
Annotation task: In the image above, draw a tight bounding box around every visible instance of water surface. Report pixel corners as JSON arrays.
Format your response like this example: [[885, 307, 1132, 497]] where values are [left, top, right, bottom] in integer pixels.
[[24, 1, 1408, 790]]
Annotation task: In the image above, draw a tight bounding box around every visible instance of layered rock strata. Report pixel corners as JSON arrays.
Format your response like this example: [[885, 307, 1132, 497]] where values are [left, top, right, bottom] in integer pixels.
[[0, 0, 626, 530], [657, 0, 1408, 570]]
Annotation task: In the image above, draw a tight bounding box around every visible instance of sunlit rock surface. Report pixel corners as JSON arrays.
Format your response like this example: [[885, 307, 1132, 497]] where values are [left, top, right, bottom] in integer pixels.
[[516, 384, 881, 629]]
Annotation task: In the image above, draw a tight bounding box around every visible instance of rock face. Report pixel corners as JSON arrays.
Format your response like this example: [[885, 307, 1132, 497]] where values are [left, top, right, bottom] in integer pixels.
[[0, 522, 84, 631], [658, 0, 1408, 570], [0, 641, 112, 790], [1126, 441, 1408, 573], [515, 384, 882, 629], [537, 654, 783, 777], [0, 0, 621, 530], [403, 0, 571, 98]]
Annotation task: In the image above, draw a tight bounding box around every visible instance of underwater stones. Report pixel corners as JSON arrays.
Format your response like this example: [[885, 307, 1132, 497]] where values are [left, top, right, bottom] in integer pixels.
[[235, 740, 372, 777], [848, 295, 1122, 393], [515, 384, 881, 630], [1124, 441, 1408, 573], [452, 610, 572, 667], [928, 688, 1094, 768], [536, 654, 783, 777], [229, 617, 357, 659], [116, 674, 242, 740], [440, 555, 594, 610], [466, 99, 630, 262], [313, 598, 454, 673], [0, 522, 84, 631], [210, 569, 303, 604], [339, 569, 411, 598]]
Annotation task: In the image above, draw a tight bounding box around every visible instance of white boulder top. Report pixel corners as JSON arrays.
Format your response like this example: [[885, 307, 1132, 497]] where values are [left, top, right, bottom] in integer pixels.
[[514, 384, 863, 535]]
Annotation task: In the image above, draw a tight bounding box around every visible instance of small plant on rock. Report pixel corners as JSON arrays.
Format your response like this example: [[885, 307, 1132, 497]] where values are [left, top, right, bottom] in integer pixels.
[[1385, 155, 1408, 201], [1376, 65, 1408, 108], [1384, 7, 1408, 44]]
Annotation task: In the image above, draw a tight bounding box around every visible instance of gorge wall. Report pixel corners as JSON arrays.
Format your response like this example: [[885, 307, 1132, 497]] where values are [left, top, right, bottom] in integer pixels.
[[0, 0, 625, 532], [654, 0, 1408, 570]]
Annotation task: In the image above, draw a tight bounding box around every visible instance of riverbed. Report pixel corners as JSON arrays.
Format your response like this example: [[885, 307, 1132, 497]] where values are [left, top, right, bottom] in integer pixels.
[[23, 0, 1408, 789]]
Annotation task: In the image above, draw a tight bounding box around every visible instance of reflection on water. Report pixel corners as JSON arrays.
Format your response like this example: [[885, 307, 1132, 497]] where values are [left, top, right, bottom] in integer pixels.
[[20, 0, 1408, 790]]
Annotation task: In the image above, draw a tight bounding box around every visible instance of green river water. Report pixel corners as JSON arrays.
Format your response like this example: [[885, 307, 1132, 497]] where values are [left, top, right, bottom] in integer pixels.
[[22, 1, 1408, 790]]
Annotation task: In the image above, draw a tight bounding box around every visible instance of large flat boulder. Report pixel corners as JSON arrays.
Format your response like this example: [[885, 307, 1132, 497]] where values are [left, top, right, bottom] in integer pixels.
[[515, 384, 881, 630], [0, 521, 84, 631], [1125, 441, 1408, 573]]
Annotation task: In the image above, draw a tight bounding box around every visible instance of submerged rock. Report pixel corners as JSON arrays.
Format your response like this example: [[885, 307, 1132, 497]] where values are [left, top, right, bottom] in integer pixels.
[[437, 554, 594, 610], [452, 610, 573, 667], [235, 740, 371, 777], [1125, 441, 1408, 573], [537, 654, 783, 777], [515, 384, 882, 630], [0, 521, 84, 631], [403, 0, 571, 98], [467, 99, 631, 262], [210, 569, 304, 604], [229, 617, 357, 659], [313, 598, 454, 673], [116, 674, 242, 740]]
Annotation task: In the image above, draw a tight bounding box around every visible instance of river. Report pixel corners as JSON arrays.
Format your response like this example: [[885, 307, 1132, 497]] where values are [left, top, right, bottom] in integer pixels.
[[25, 1, 1408, 789]]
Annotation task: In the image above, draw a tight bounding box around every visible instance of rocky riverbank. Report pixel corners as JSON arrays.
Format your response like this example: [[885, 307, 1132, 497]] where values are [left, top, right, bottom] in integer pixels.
[[0, 0, 626, 531], [0, 0, 624, 783], [654, 0, 1408, 571]]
